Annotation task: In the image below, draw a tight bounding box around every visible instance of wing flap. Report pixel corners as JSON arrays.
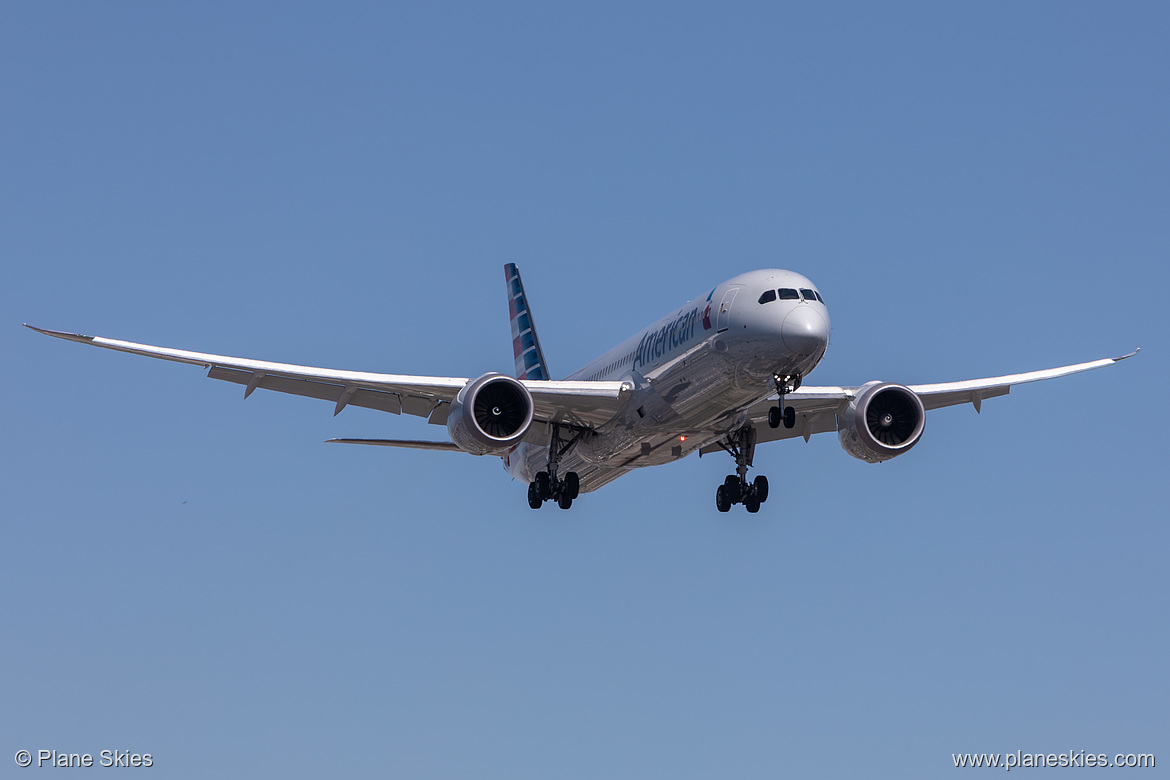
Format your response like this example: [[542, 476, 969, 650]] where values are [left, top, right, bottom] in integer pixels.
[[916, 385, 1009, 412], [525, 381, 632, 427], [753, 408, 840, 445], [700, 392, 849, 454], [208, 366, 409, 415]]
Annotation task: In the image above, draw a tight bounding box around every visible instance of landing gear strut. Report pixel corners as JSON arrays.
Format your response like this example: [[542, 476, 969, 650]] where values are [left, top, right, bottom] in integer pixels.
[[714, 426, 770, 513], [528, 424, 582, 510], [768, 373, 801, 429]]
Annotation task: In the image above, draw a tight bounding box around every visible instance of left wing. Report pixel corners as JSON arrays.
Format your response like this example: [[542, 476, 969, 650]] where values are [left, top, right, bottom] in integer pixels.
[[705, 350, 1139, 451], [25, 325, 631, 428], [904, 351, 1137, 411]]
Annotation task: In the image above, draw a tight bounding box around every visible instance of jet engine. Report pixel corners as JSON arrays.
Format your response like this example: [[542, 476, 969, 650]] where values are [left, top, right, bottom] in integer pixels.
[[837, 381, 926, 463], [446, 373, 535, 455]]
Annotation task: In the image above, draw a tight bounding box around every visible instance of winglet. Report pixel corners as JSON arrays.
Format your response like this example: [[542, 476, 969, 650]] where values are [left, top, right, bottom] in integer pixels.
[[24, 324, 95, 343], [504, 264, 551, 381], [1114, 348, 1140, 361]]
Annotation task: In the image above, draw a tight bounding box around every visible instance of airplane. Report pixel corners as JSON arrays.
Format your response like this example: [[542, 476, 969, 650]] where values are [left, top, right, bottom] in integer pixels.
[[27, 264, 1137, 512]]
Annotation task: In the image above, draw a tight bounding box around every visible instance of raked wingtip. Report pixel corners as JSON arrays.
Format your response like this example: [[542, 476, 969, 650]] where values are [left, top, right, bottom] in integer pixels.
[[24, 324, 94, 342]]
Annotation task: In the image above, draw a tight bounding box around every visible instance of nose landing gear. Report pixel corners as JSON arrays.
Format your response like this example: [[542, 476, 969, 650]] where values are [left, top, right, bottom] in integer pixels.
[[768, 374, 801, 429], [768, 405, 796, 430]]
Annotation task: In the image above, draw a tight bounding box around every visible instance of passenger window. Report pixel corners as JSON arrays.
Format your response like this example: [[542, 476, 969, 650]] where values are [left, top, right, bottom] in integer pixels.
[[778, 288, 799, 300], [758, 289, 776, 304], [800, 288, 816, 302]]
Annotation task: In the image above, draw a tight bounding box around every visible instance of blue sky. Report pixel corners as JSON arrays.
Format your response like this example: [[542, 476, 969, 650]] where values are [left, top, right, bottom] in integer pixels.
[[2, 3, 1166, 777]]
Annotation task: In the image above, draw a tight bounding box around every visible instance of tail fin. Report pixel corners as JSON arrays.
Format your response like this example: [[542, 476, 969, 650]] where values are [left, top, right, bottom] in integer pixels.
[[504, 263, 551, 380]]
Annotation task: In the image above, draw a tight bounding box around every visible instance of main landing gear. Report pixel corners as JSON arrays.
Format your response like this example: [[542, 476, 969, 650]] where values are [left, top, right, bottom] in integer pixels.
[[768, 373, 801, 429], [528, 470, 579, 509], [527, 424, 583, 510], [713, 426, 769, 513]]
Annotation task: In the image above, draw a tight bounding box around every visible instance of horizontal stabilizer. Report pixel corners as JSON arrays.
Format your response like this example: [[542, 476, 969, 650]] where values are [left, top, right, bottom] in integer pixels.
[[325, 438, 467, 452]]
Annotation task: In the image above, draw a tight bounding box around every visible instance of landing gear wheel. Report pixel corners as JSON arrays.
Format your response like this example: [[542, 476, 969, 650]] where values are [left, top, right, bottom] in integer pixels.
[[527, 482, 543, 509], [768, 406, 782, 429], [783, 405, 796, 429], [558, 492, 573, 510], [535, 471, 551, 501], [753, 475, 769, 504], [564, 472, 580, 500], [713, 425, 763, 515], [723, 475, 741, 504]]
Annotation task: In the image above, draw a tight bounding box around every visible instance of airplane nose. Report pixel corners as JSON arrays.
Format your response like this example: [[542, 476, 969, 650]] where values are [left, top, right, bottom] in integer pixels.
[[781, 305, 829, 357]]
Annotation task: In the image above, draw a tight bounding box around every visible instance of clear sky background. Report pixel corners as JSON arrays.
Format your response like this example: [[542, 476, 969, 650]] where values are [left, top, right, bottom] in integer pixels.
[[2, 3, 1166, 778]]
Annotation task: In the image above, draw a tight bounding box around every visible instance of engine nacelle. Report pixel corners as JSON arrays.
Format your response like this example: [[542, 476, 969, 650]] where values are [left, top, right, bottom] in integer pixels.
[[837, 381, 926, 463], [446, 373, 535, 456]]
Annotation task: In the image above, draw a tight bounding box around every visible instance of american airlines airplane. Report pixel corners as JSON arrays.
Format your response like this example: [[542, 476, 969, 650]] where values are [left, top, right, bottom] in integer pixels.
[[28, 264, 1136, 512]]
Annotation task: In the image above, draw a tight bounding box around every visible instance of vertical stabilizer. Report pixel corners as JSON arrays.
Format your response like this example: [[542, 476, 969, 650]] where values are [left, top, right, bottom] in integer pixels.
[[504, 263, 550, 380]]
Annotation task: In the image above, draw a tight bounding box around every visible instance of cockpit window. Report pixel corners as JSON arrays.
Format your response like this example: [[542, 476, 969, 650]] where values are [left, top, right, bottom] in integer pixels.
[[777, 288, 799, 300], [800, 288, 817, 302], [758, 289, 776, 304], [814, 290, 825, 303]]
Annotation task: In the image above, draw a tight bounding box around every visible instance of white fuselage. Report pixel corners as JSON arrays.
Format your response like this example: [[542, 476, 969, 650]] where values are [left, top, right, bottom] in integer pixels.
[[503, 269, 831, 492]]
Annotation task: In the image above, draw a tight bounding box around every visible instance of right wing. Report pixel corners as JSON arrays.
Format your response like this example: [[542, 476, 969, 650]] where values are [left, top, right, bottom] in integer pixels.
[[904, 351, 1137, 411], [703, 350, 1138, 452], [26, 325, 632, 428]]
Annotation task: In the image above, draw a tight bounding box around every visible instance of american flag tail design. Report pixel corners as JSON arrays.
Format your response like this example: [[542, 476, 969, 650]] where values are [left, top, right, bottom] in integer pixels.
[[504, 263, 551, 381]]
